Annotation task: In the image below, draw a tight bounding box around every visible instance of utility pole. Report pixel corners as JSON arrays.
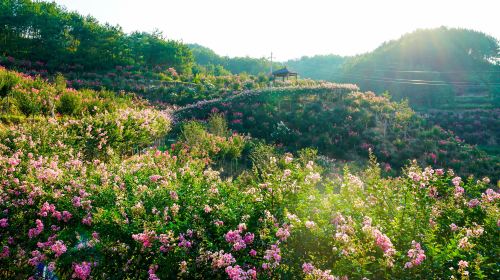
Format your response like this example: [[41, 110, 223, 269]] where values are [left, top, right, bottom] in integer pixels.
[[270, 52, 273, 75], [269, 52, 274, 88]]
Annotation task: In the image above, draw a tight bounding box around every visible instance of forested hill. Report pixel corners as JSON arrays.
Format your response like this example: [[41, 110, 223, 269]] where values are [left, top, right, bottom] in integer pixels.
[[188, 43, 282, 76], [0, 0, 194, 73], [0, 0, 282, 78], [287, 27, 500, 108]]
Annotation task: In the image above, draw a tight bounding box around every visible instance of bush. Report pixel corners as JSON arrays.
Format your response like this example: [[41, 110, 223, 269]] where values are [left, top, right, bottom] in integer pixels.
[[57, 90, 82, 115], [207, 113, 228, 137], [0, 69, 21, 97]]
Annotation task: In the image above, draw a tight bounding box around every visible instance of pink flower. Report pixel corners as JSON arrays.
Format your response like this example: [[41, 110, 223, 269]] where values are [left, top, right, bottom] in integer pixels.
[[435, 169, 444, 176], [225, 265, 257, 280], [62, 211, 72, 222], [28, 250, 46, 266], [225, 230, 242, 243], [243, 233, 254, 244], [458, 260, 468, 269], [178, 234, 192, 248], [276, 225, 290, 241], [249, 249, 257, 256], [82, 214, 92, 225], [204, 205, 212, 213], [50, 240, 67, 257], [452, 177, 462, 187], [0, 246, 9, 259], [454, 186, 464, 198], [468, 199, 480, 208], [72, 261, 92, 280], [39, 202, 56, 217], [211, 251, 236, 268], [132, 230, 156, 248], [458, 237, 471, 249], [428, 187, 438, 198], [482, 188, 499, 203], [47, 262, 56, 271], [170, 191, 178, 201], [263, 244, 281, 269], [148, 264, 160, 280], [372, 229, 395, 257], [450, 223, 458, 231], [0, 218, 8, 228], [404, 241, 426, 268], [233, 240, 246, 251], [283, 169, 292, 178], [149, 175, 162, 182], [305, 221, 316, 229], [302, 262, 315, 273], [237, 223, 247, 232], [384, 163, 392, 172], [28, 219, 44, 238], [72, 196, 82, 207]]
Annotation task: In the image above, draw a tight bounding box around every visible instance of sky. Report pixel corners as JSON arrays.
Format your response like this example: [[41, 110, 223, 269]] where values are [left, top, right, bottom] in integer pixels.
[[50, 0, 500, 61]]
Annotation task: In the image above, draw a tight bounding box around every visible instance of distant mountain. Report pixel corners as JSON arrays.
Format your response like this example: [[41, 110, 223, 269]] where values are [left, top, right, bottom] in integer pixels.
[[286, 27, 500, 108], [286, 54, 346, 81], [188, 44, 282, 76]]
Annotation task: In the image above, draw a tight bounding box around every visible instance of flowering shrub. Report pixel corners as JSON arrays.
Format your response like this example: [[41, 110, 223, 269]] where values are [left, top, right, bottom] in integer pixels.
[[0, 68, 498, 279], [281, 155, 499, 279], [0, 107, 171, 161], [176, 86, 499, 178], [1, 119, 498, 279], [0, 67, 137, 118]]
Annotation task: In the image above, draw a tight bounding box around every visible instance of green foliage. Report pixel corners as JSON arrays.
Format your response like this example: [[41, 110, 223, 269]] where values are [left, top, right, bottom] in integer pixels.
[[188, 43, 281, 75], [207, 113, 229, 137], [286, 27, 500, 109], [287, 54, 346, 81], [0, 0, 193, 73], [57, 89, 82, 115], [0, 85, 497, 279], [54, 73, 67, 92], [177, 85, 499, 178], [0, 68, 21, 97], [0, 67, 136, 118]]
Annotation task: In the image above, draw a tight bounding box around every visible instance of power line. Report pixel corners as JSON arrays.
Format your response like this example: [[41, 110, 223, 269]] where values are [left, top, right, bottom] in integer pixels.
[[326, 73, 500, 87], [347, 68, 500, 74]]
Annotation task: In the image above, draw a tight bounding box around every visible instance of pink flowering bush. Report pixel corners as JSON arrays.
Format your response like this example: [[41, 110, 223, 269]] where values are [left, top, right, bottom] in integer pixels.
[[0, 71, 498, 279], [176, 85, 499, 179], [279, 154, 499, 279], [0, 123, 498, 279]]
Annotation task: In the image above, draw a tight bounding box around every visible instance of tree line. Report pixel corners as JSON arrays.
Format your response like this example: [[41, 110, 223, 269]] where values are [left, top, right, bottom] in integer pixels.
[[0, 0, 193, 73]]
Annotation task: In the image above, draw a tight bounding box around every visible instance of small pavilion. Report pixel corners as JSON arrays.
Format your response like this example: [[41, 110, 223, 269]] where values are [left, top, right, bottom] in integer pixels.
[[272, 67, 298, 81]]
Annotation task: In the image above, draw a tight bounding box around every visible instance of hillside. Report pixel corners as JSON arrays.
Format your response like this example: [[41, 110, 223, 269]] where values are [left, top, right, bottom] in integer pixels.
[[286, 28, 500, 152], [287, 27, 500, 108], [188, 44, 282, 76], [0, 1, 499, 279], [0, 0, 193, 74], [0, 67, 171, 159], [0, 67, 499, 279], [177, 85, 499, 179]]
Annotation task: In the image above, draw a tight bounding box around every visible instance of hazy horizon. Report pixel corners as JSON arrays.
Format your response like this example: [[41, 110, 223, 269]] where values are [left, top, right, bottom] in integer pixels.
[[49, 0, 500, 61]]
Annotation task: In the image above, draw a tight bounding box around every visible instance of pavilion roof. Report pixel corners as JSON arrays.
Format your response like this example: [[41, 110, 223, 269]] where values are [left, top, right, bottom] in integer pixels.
[[272, 67, 297, 76]]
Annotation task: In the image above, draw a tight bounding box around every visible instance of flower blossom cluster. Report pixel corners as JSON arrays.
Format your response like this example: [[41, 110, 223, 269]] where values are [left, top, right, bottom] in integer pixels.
[[224, 224, 254, 251], [404, 241, 426, 268]]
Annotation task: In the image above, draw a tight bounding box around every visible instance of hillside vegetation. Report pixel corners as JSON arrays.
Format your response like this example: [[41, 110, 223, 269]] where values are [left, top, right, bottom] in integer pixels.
[[188, 44, 282, 76], [0, 1, 499, 279], [287, 28, 500, 154], [288, 27, 500, 108], [177, 85, 499, 179], [0, 71, 498, 279]]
